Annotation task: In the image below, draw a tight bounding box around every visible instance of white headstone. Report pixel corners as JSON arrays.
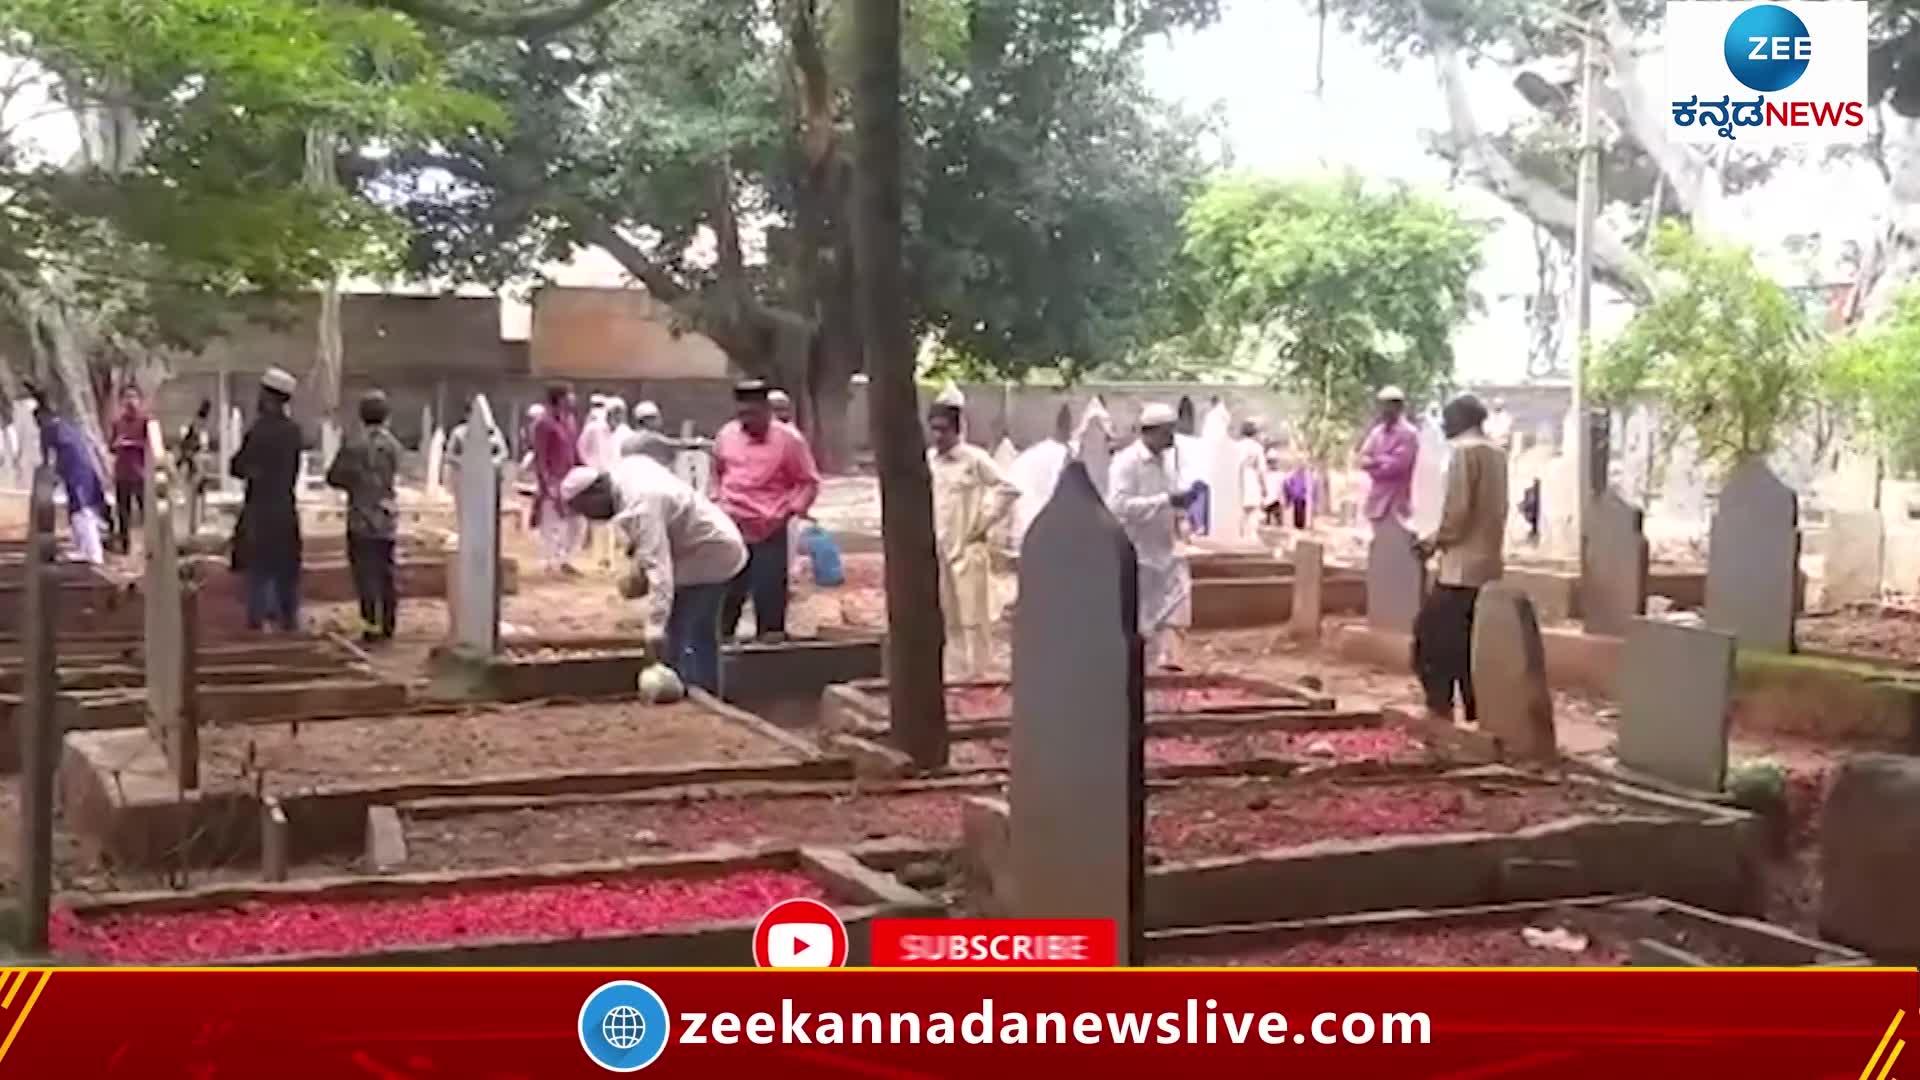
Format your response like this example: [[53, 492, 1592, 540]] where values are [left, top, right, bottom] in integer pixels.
[[145, 417, 165, 465], [222, 407, 244, 494], [320, 420, 340, 473], [1010, 439, 1072, 550], [424, 427, 448, 500], [451, 395, 502, 658], [1199, 402, 1242, 540], [420, 406, 434, 449], [992, 436, 1018, 474], [213, 369, 231, 492], [1075, 398, 1112, 498], [13, 400, 41, 486], [1409, 418, 1451, 539]]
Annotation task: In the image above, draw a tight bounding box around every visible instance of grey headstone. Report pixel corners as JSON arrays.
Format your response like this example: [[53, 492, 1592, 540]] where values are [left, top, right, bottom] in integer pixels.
[[1290, 539, 1324, 639], [1470, 584, 1556, 761], [1581, 489, 1649, 636], [1820, 754, 1920, 960], [1011, 462, 1145, 965], [13, 399, 41, 483], [143, 466, 198, 788], [1366, 516, 1426, 633], [1705, 458, 1800, 652], [1824, 510, 1884, 606], [261, 798, 290, 883], [1616, 618, 1734, 792], [424, 427, 447, 499], [451, 394, 502, 658]]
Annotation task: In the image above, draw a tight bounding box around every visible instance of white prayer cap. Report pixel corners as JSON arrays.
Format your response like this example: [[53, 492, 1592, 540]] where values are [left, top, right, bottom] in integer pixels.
[[767, 389, 792, 406], [634, 400, 661, 421], [260, 367, 297, 396], [934, 384, 965, 409], [559, 465, 603, 502], [527, 403, 546, 418], [1139, 403, 1177, 428], [1376, 385, 1407, 403]]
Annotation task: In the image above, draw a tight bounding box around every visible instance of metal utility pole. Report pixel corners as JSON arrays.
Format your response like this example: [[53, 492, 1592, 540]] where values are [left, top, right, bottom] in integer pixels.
[[1569, 16, 1599, 565]]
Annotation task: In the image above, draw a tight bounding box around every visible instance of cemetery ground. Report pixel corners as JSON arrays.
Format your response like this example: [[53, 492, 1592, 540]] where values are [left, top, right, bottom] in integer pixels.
[[0, 477, 1909, 968]]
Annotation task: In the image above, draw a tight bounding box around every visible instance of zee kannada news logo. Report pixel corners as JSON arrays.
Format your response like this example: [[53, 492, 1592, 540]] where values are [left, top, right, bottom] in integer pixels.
[[1667, 1, 1866, 142]]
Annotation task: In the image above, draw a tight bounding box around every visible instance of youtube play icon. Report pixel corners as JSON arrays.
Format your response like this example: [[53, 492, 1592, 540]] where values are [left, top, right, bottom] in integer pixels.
[[752, 899, 849, 968]]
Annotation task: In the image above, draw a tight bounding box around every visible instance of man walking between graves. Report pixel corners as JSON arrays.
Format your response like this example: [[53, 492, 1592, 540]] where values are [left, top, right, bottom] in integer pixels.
[[1235, 419, 1268, 539], [35, 397, 110, 564], [108, 384, 151, 555], [230, 368, 305, 631], [561, 444, 747, 694], [1411, 394, 1508, 724], [715, 379, 821, 642], [1108, 403, 1201, 671], [928, 390, 1019, 678], [326, 390, 404, 644], [1358, 385, 1419, 525], [532, 383, 585, 576]]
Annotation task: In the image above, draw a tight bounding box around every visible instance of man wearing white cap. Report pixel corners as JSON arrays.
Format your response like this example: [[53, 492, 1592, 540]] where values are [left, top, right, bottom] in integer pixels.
[[562, 459, 746, 694], [926, 386, 1018, 677], [1108, 403, 1201, 670], [230, 367, 305, 631], [1358, 385, 1419, 525]]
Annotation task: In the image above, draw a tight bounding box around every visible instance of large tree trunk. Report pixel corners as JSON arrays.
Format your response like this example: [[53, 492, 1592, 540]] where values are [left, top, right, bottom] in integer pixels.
[[852, 0, 946, 770]]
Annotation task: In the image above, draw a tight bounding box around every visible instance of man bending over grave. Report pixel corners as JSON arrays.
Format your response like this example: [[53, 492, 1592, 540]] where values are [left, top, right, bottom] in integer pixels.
[[1412, 394, 1508, 725], [1108, 403, 1202, 671], [34, 396, 110, 564], [327, 390, 404, 643], [561, 443, 747, 694], [927, 388, 1019, 678], [714, 380, 821, 642], [230, 368, 304, 631]]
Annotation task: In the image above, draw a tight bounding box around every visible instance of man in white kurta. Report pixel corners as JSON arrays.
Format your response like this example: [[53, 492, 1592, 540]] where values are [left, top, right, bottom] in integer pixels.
[[1107, 403, 1199, 670], [927, 395, 1019, 678]]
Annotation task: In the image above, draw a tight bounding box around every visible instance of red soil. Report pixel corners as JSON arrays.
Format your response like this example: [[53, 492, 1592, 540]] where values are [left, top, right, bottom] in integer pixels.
[[945, 727, 1423, 771], [51, 868, 826, 964], [944, 678, 1303, 721]]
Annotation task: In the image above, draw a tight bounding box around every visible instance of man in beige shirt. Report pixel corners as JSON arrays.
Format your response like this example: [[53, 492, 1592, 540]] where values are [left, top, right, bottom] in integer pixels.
[[1412, 394, 1509, 723]]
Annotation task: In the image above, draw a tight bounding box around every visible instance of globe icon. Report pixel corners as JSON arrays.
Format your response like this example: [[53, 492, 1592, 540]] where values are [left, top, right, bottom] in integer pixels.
[[602, 1004, 646, 1050]]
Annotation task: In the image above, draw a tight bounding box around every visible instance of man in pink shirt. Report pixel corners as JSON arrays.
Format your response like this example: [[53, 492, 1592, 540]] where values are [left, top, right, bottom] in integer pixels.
[[1358, 385, 1419, 524], [714, 380, 821, 641], [532, 382, 584, 575]]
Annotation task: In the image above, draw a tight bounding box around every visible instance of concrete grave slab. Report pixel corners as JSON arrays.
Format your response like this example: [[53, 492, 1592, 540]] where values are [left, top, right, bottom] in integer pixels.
[[1705, 459, 1800, 652], [1010, 461, 1145, 964], [1617, 619, 1735, 794]]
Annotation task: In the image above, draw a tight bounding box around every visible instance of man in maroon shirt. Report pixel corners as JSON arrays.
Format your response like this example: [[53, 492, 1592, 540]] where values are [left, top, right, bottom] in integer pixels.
[[714, 380, 820, 641], [108, 384, 151, 554], [532, 383, 584, 575]]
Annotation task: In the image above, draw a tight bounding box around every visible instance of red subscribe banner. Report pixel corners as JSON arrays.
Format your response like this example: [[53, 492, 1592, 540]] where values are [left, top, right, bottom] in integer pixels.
[[0, 967, 1910, 1076], [870, 919, 1117, 966]]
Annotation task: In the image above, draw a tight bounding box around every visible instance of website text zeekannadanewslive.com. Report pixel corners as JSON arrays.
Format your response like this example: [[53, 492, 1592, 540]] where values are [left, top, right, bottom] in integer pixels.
[[675, 998, 1432, 1047]]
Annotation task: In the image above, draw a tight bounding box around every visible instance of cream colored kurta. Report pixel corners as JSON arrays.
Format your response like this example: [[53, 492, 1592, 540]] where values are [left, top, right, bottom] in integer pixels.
[[929, 442, 1018, 631]]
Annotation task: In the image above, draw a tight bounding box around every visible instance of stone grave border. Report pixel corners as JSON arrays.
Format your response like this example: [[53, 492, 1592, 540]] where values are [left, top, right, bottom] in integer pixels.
[[55, 846, 935, 967], [822, 672, 1335, 736], [1146, 895, 1867, 968], [961, 766, 1762, 930], [428, 634, 657, 702], [380, 774, 1011, 871], [59, 690, 846, 868]]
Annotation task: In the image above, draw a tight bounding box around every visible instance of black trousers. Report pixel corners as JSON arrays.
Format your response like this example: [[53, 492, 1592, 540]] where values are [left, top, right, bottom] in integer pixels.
[[1413, 584, 1480, 720], [347, 535, 398, 637], [113, 476, 143, 552], [722, 529, 790, 639]]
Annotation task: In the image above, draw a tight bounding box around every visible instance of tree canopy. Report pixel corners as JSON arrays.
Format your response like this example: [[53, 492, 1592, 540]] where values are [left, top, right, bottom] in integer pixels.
[[1823, 283, 1920, 474], [1174, 173, 1484, 463], [1590, 222, 1818, 470]]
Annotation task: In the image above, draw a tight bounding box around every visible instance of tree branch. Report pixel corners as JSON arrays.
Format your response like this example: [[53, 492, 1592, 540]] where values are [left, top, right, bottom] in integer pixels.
[[1597, 0, 1710, 221], [373, 0, 625, 37]]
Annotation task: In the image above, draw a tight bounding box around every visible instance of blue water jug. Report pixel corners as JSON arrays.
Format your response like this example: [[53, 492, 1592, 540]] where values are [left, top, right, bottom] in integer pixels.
[[803, 523, 845, 587]]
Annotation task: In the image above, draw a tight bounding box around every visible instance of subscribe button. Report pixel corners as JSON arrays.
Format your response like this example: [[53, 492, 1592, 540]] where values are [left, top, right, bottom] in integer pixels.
[[870, 919, 1117, 967]]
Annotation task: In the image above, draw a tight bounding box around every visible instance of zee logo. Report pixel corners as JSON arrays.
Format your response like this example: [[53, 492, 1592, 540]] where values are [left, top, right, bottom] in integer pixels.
[[1724, 4, 1813, 92]]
